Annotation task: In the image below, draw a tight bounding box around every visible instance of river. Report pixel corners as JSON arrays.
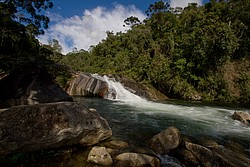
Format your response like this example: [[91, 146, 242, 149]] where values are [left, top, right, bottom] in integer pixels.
[[74, 75, 250, 148], [2, 75, 250, 166]]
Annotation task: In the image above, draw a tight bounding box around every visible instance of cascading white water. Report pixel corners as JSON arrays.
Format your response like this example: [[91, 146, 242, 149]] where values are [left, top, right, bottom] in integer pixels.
[[91, 74, 250, 145], [92, 74, 145, 102], [76, 75, 250, 166]]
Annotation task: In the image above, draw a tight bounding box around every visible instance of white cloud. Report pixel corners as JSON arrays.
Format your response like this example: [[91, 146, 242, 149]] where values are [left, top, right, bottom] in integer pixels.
[[38, 4, 146, 54], [170, 0, 202, 8]]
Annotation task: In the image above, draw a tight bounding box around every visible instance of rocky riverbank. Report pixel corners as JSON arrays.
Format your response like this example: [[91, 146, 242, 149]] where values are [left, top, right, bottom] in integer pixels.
[[2, 126, 250, 167], [1, 67, 250, 166]]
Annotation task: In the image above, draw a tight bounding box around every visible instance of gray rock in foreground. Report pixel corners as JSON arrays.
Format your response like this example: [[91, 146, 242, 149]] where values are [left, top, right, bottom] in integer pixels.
[[0, 102, 112, 157]]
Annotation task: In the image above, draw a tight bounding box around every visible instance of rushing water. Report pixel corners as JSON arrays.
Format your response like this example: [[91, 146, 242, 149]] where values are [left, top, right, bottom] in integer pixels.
[[2, 75, 250, 166], [74, 75, 250, 148]]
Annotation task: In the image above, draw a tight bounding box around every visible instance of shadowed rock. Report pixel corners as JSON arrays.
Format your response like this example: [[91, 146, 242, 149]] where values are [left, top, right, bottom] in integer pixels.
[[185, 142, 215, 167], [0, 102, 112, 157], [0, 64, 73, 108], [148, 126, 181, 155], [212, 147, 250, 167]]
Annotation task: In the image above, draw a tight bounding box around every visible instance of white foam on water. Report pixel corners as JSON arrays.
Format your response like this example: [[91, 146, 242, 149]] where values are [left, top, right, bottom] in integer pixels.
[[94, 74, 250, 140], [92, 74, 145, 102]]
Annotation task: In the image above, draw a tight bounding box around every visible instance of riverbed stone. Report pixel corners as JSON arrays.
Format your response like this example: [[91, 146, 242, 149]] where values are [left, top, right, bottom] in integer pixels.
[[115, 152, 160, 167], [87, 146, 113, 166], [148, 126, 181, 155], [0, 102, 112, 157], [232, 111, 250, 125], [185, 142, 215, 167]]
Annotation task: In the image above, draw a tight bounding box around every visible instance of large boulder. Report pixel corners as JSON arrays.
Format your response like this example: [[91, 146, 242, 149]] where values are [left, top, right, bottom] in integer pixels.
[[65, 73, 168, 101], [148, 126, 181, 155], [232, 111, 250, 125], [65, 73, 109, 98], [0, 102, 112, 157], [0, 64, 72, 108]]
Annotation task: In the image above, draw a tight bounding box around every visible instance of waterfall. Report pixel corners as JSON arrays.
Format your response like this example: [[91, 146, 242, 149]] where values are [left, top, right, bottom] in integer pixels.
[[92, 74, 145, 102]]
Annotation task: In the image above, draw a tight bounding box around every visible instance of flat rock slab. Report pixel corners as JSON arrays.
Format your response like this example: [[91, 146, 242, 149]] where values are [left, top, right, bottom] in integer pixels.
[[0, 102, 112, 157]]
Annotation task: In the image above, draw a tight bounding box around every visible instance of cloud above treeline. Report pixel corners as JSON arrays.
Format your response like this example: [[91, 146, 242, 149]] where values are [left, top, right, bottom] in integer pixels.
[[38, 1, 203, 54], [170, 0, 202, 8], [38, 4, 146, 54]]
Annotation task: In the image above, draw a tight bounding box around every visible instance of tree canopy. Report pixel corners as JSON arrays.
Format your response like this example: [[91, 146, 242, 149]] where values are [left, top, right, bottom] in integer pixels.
[[0, 0, 53, 72], [59, 0, 250, 103]]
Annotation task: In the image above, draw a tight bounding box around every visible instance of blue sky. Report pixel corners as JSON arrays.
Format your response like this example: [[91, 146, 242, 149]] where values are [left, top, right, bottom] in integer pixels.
[[38, 0, 210, 53]]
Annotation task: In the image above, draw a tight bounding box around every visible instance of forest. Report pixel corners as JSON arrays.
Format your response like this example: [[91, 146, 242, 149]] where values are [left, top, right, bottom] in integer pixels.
[[1, 0, 250, 103]]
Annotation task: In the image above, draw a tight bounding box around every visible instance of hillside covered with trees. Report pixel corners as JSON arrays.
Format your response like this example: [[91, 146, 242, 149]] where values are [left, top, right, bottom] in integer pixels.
[[58, 0, 250, 103], [1, 0, 250, 104]]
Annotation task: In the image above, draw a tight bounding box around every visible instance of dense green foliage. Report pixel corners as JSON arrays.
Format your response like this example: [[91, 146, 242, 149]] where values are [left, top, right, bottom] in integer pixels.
[[0, 0, 249, 103], [59, 0, 250, 103], [0, 0, 53, 72]]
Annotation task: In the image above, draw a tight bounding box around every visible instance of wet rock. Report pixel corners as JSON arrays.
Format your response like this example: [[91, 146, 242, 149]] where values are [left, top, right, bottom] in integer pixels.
[[172, 148, 200, 167], [87, 146, 113, 166], [198, 138, 221, 149], [212, 147, 250, 167], [115, 152, 160, 167], [232, 111, 250, 125], [148, 126, 181, 155], [65, 73, 109, 98], [225, 140, 247, 155], [0, 102, 112, 157], [185, 142, 215, 167]]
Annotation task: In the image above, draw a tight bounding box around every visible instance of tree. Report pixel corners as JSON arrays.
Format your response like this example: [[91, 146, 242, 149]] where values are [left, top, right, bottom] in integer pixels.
[[49, 39, 63, 53], [145, 0, 170, 17], [2, 0, 53, 35], [123, 16, 141, 27], [0, 0, 53, 71]]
